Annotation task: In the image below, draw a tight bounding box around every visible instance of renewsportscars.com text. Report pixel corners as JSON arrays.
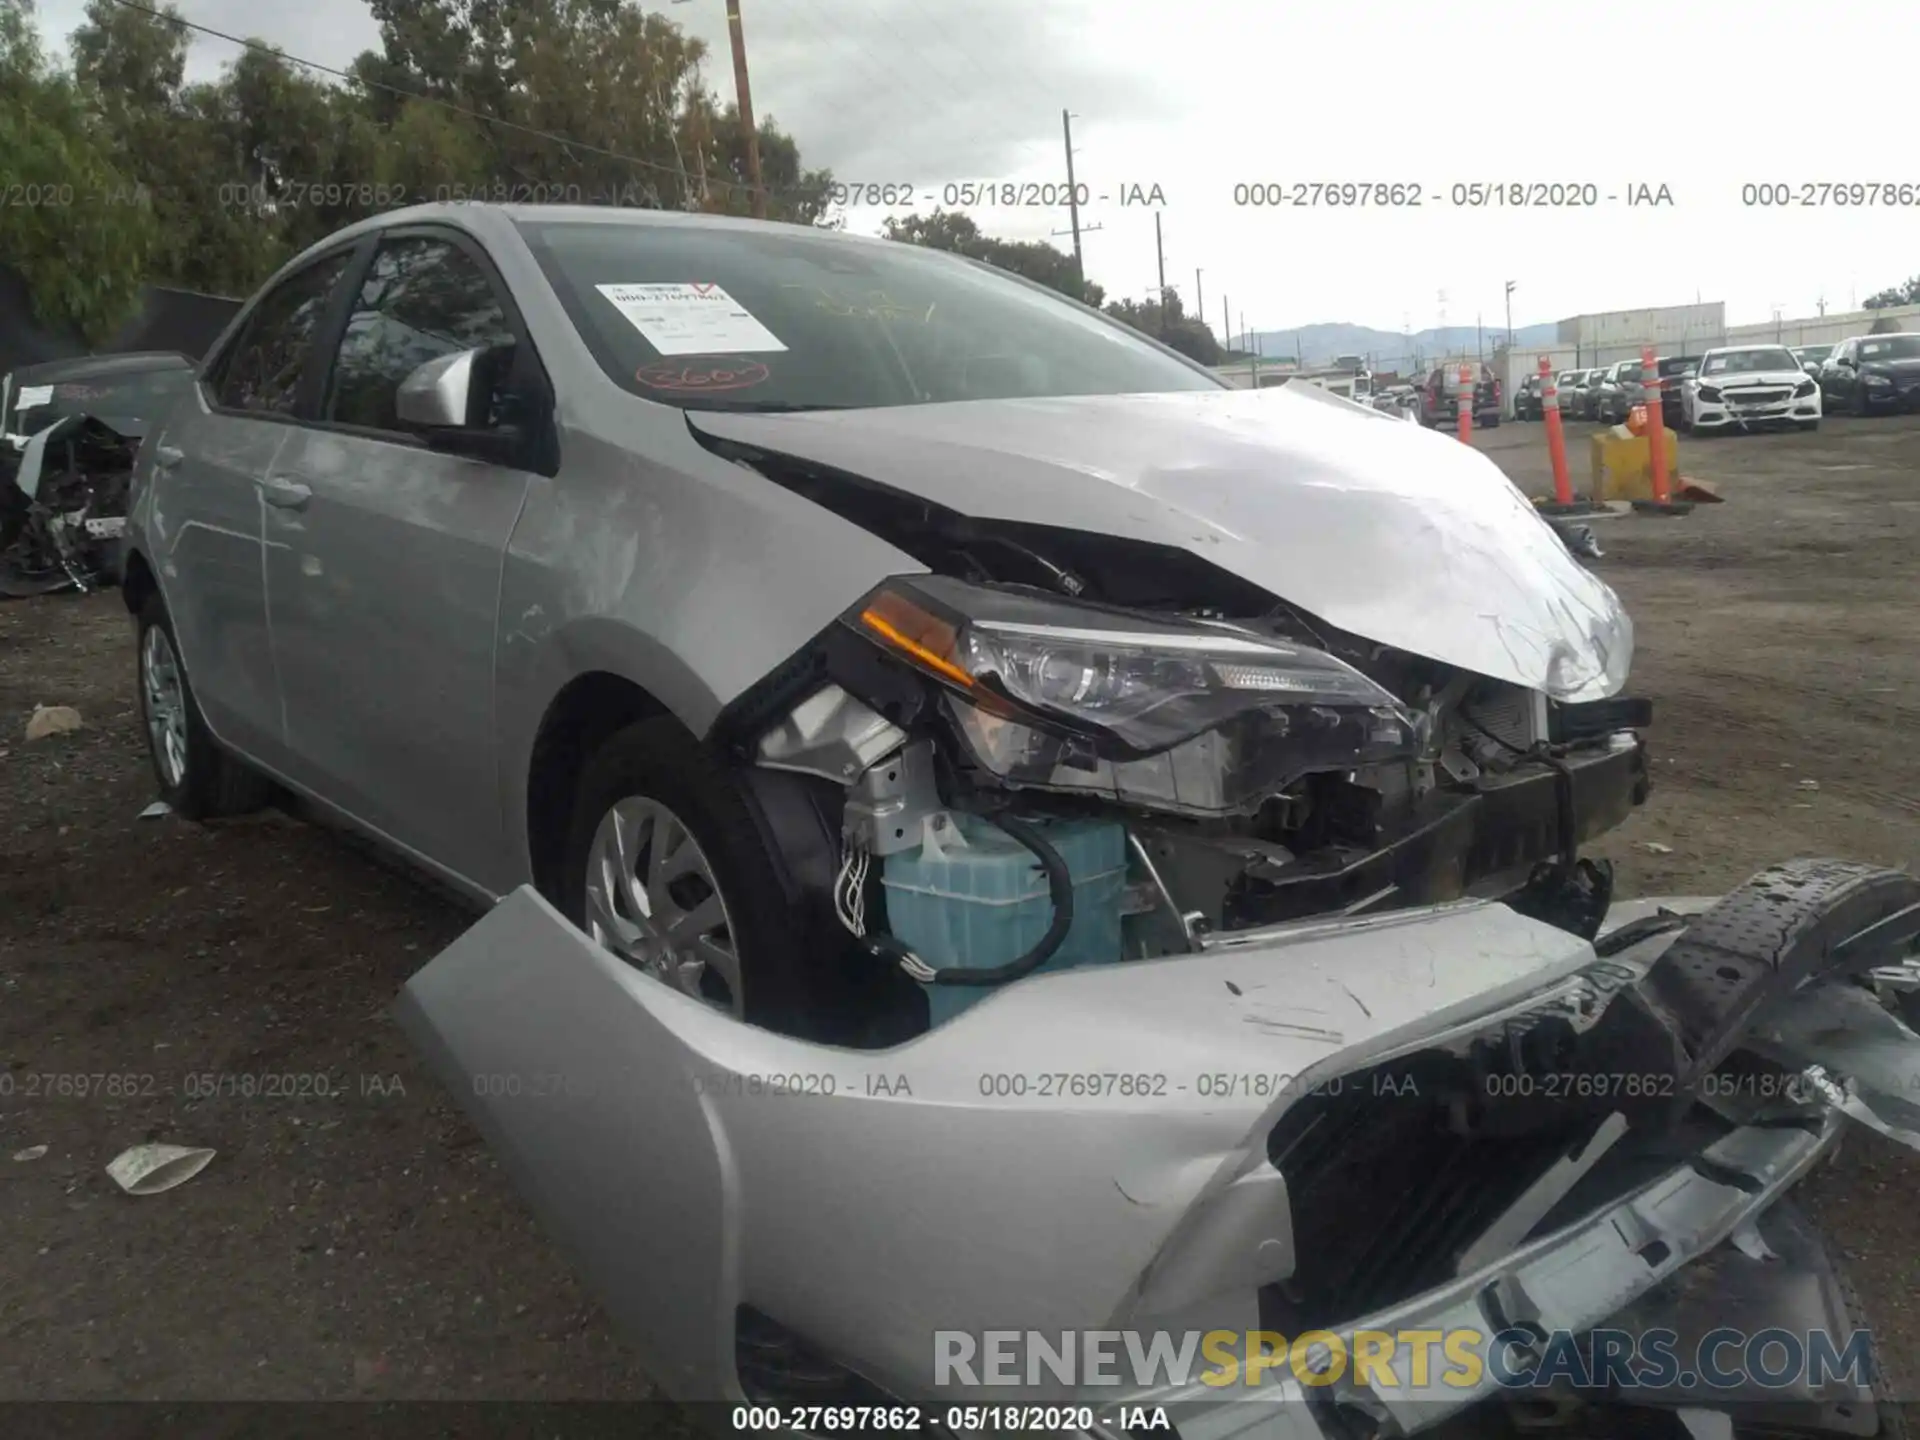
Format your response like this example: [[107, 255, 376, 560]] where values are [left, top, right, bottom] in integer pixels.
[[933, 1327, 1877, 1393]]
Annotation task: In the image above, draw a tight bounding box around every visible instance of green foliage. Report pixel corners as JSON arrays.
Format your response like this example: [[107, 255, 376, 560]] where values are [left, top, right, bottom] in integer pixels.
[[8, 0, 839, 315], [1863, 278, 1919, 310], [880, 210, 1104, 307], [0, 0, 156, 343], [1101, 287, 1221, 366]]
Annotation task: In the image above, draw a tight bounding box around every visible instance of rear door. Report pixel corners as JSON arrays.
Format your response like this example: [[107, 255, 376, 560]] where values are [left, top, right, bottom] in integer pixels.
[[149, 251, 356, 764], [262, 226, 546, 893]]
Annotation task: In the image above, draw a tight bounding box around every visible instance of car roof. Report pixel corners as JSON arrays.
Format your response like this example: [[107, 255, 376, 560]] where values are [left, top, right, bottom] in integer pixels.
[[10, 351, 196, 384]]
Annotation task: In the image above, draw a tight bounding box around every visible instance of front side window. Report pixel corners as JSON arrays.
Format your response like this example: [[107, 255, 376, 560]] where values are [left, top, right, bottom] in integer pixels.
[[516, 218, 1222, 411], [326, 236, 518, 432], [215, 253, 353, 415]]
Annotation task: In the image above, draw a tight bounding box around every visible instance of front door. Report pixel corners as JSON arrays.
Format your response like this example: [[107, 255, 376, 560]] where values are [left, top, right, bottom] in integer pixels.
[[262, 230, 541, 892]]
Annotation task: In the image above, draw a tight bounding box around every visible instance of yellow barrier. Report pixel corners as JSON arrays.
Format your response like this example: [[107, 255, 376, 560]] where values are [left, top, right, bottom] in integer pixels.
[[1589, 424, 1681, 503]]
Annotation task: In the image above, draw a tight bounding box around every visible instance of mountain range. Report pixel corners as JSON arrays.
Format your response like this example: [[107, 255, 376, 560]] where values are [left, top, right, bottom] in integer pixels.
[[1227, 322, 1560, 367]]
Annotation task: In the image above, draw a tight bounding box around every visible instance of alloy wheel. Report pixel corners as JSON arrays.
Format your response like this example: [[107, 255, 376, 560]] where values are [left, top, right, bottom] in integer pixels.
[[583, 795, 743, 1014], [141, 624, 188, 790]]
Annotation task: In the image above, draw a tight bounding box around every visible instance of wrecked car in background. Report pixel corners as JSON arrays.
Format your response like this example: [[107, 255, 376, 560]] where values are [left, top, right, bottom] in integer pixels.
[[117, 203, 1920, 1434], [1, 351, 196, 596]]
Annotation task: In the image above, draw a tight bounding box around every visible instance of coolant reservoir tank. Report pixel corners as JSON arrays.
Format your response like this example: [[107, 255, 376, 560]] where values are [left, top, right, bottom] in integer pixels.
[[880, 814, 1128, 1027]]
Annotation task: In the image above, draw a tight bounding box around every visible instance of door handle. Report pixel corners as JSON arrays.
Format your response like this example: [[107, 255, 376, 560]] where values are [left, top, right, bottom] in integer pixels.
[[260, 476, 312, 510], [154, 444, 184, 470]]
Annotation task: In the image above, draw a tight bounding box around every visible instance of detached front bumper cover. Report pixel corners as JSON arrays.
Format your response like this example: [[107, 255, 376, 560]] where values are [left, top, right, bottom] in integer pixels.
[[395, 860, 1920, 1435]]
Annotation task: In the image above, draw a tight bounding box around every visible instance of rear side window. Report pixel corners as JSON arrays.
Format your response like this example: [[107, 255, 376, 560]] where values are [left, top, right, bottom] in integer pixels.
[[324, 235, 518, 432], [214, 253, 353, 415]]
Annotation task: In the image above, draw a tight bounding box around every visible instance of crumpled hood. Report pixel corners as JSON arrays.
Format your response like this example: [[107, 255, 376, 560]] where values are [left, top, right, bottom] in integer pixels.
[[689, 386, 1632, 702]]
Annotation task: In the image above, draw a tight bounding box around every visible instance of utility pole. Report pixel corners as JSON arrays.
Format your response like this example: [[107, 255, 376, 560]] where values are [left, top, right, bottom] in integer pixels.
[[1504, 280, 1515, 348], [1154, 211, 1167, 337], [1061, 110, 1084, 288], [1195, 269, 1205, 332], [1222, 295, 1230, 353], [1050, 111, 1102, 296], [724, 0, 764, 218]]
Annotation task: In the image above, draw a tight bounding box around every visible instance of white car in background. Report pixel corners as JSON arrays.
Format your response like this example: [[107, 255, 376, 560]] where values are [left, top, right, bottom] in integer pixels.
[[1680, 344, 1821, 433]]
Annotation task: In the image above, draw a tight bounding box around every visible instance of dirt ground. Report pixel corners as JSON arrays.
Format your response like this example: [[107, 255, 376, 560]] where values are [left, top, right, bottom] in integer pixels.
[[2, 413, 1917, 1407]]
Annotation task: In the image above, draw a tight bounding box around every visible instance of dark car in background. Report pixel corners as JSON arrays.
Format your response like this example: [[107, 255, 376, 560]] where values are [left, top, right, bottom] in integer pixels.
[[1418, 362, 1500, 427], [3, 351, 197, 438], [1620, 355, 1698, 429], [1818, 333, 1920, 415], [1513, 373, 1543, 419], [1791, 343, 1834, 376]]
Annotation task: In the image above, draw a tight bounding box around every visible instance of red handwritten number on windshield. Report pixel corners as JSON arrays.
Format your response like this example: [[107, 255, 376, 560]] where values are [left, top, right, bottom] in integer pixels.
[[635, 358, 770, 393]]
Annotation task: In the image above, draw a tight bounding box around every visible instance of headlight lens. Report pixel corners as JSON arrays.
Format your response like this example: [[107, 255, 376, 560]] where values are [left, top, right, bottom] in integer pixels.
[[1697, 384, 1722, 402], [1793, 379, 1815, 398], [1865, 372, 1892, 387], [844, 576, 1423, 800]]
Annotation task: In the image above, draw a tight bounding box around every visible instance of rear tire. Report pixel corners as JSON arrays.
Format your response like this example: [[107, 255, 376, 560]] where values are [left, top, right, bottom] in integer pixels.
[[135, 593, 275, 820], [559, 716, 816, 1035]]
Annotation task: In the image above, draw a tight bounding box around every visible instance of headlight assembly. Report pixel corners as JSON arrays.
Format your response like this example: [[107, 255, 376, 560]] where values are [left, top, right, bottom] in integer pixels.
[[1697, 384, 1723, 402], [842, 576, 1425, 817]]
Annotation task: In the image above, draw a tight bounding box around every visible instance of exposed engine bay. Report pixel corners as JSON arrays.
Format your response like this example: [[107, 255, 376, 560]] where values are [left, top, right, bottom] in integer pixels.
[[0, 413, 138, 598], [707, 477, 1652, 1046]]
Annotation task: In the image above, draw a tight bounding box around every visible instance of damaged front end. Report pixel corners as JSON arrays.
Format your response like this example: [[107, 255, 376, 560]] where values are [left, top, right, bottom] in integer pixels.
[[712, 551, 1651, 1043], [0, 412, 140, 597], [399, 857, 1920, 1436]]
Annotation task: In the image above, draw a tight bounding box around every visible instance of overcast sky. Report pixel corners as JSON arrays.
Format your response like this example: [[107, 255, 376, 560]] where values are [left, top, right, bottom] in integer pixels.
[[33, 0, 1919, 335]]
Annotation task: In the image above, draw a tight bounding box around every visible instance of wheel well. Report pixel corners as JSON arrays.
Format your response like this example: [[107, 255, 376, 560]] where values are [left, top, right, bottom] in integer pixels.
[[122, 549, 156, 616], [525, 672, 669, 901]]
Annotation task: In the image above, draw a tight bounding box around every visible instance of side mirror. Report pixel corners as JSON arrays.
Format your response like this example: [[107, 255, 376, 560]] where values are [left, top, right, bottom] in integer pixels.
[[397, 347, 483, 429], [396, 345, 535, 466]]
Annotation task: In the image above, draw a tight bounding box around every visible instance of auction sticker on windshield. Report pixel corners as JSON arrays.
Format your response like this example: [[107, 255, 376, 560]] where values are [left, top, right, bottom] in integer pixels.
[[14, 385, 53, 408], [595, 282, 787, 356]]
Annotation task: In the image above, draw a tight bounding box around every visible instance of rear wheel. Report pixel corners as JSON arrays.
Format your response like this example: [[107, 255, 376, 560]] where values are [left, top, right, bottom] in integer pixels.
[[135, 593, 275, 820], [559, 716, 815, 1033]]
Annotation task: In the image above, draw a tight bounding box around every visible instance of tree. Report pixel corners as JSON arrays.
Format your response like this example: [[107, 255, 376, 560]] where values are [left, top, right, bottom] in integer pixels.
[[30, 0, 844, 312], [879, 210, 1103, 306], [1102, 287, 1221, 366], [0, 0, 156, 343], [1863, 277, 1920, 310]]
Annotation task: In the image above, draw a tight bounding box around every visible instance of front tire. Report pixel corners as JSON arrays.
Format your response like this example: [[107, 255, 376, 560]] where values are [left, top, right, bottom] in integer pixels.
[[559, 716, 815, 1034], [135, 593, 274, 820]]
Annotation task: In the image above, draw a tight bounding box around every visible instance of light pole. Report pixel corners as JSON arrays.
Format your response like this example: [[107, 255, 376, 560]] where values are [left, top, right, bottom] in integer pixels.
[[1504, 280, 1515, 348]]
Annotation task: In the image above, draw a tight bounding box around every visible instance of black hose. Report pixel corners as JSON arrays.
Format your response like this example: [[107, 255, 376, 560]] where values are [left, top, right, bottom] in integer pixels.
[[859, 805, 1077, 988]]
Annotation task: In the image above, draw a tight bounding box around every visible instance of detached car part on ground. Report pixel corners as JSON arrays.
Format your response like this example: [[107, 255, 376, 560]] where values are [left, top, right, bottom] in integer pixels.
[[112, 204, 1916, 1437]]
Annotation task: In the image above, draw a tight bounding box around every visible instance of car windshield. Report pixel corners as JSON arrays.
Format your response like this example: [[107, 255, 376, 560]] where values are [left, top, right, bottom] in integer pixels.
[[1797, 346, 1832, 360], [1658, 358, 1695, 377], [1859, 335, 1920, 360], [5, 366, 193, 433], [515, 219, 1224, 410], [1701, 348, 1798, 375]]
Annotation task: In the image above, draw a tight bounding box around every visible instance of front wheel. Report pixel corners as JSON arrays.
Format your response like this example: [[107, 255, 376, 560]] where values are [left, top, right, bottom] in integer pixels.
[[135, 593, 275, 819], [559, 716, 817, 1034], [1852, 386, 1871, 417]]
